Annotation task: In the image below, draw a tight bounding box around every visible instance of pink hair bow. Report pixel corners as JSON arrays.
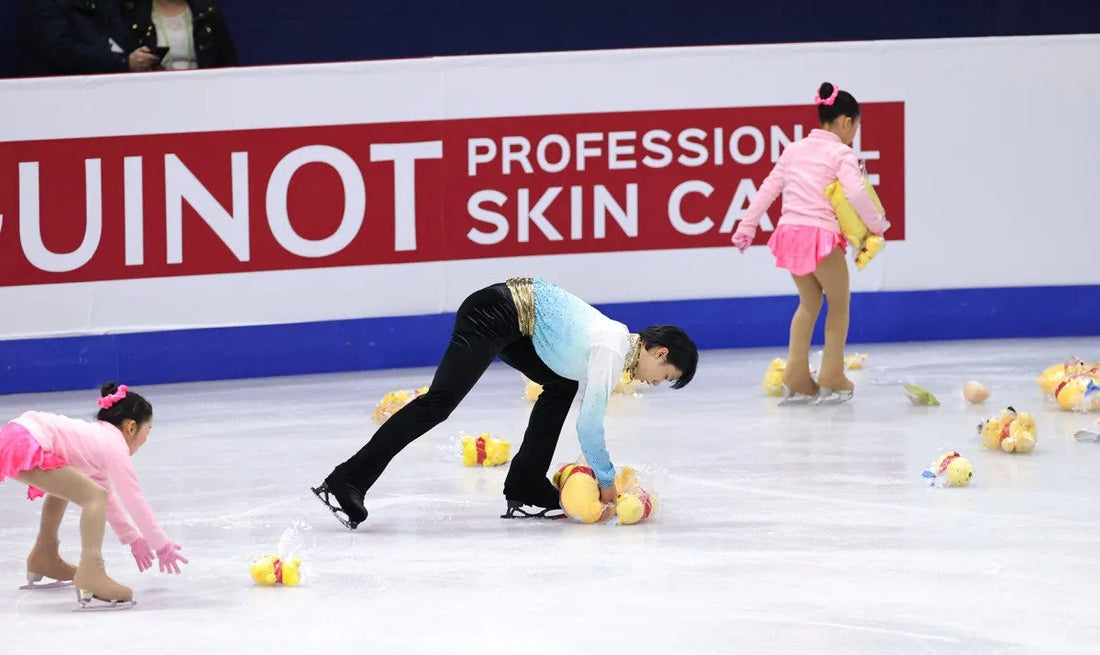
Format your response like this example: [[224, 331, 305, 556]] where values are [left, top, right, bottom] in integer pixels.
[[815, 85, 840, 106], [98, 384, 129, 409]]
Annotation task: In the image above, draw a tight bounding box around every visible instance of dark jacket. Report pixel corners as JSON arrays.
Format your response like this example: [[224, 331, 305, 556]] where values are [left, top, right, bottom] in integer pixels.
[[122, 0, 237, 68], [21, 0, 131, 76]]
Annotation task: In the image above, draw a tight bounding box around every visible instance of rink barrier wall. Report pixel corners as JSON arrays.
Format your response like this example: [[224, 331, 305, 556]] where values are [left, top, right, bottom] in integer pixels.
[[1, 284, 1096, 394]]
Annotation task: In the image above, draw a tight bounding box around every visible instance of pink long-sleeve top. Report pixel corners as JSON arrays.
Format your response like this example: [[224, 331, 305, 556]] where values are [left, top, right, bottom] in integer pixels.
[[739, 128, 888, 235], [14, 411, 170, 551]]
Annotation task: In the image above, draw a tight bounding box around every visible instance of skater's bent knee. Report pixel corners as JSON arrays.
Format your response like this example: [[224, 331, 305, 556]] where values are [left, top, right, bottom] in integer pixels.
[[80, 484, 108, 509]]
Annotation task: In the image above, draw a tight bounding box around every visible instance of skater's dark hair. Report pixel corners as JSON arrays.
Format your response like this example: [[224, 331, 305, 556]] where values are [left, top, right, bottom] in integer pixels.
[[95, 381, 153, 427], [816, 82, 860, 124], [639, 325, 698, 389]]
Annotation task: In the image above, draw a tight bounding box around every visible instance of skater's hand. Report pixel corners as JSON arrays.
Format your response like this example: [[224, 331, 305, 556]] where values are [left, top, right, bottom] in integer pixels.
[[156, 542, 189, 574], [599, 484, 618, 504], [130, 538, 155, 572], [731, 228, 754, 253]]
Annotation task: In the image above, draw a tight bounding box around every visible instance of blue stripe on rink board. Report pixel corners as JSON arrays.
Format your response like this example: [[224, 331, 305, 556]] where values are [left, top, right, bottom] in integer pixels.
[[1, 285, 1097, 394]]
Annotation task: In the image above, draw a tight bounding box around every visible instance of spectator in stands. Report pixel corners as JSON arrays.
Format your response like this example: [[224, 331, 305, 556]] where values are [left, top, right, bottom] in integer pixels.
[[122, 0, 237, 70], [22, 0, 161, 76]]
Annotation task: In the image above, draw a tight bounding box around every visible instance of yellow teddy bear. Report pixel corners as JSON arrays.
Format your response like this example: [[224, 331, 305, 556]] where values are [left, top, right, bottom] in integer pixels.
[[1037, 359, 1097, 398], [250, 555, 301, 587], [461, 432, 511, 467], [372, 386, 429, 423], [921, 451, 973, 487], [824, 164, 886, 270], [552, 463, 657, 525], [978, 407, 1037, 453], [1053, 374, 1100, 412], [762, 358, 786, 396]]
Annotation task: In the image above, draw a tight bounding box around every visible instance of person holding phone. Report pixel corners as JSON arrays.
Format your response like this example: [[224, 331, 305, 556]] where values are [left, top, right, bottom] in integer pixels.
[[21, 0, 162, 76], [122, 0, 237, 70]]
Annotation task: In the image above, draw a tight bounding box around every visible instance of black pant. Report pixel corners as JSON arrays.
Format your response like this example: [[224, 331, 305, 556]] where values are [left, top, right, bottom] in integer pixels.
[[330, 283, 579, 501]]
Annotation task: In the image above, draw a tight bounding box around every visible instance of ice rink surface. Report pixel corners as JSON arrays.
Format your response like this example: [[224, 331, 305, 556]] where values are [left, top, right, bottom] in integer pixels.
[[2, 337, 1099, 654]]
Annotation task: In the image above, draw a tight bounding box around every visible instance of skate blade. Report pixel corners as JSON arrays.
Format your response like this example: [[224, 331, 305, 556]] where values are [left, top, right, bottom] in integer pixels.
[[19, 579, 73, 590], [75, 590, 136, 611], [311, 485, 360, 530], [501, 502, 566, 520], [814, 387, 854, 405]]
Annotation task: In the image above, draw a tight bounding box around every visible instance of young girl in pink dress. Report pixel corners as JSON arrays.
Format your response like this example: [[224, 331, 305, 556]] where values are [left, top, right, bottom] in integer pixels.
[[732, 82, 888, 404], [0, 382, 187, 609]]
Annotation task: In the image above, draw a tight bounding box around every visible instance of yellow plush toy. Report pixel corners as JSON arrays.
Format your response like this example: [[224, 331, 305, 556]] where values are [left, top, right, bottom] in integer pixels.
[[523, 378, 543, 402], [250, 555, 301, 587], [1037, 359, 1097, 398], [552, 463, 657, 525], [372, 386, 429, 423], [460, 432, 511, 467], [978, 406, 1037, 453], [921, 451, 973, 487], [844, 353, 868, 370], [762, 358, 786, 396], [824, 164, 886, 270], [1053, 374, 1100, 412]]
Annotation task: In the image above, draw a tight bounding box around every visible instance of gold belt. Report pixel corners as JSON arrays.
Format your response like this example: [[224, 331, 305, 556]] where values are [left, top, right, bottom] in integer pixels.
[[505, 277, 536, 336]]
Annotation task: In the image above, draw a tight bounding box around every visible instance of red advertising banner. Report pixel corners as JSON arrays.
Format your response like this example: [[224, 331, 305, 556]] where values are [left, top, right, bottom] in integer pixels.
[[0, 103, 904, 286]]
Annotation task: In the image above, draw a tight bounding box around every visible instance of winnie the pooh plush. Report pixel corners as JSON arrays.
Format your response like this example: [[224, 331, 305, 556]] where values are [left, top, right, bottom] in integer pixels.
[[1053, 374, 1100, 412], [372, 386, 429, 423], [552, 462, 657, 525], [978, 406, 1036, 453], [250, 555, 301, 587], [824, 162, 887, 270], [461, 432, 511, 467], [1037, 359, 1097, 399]]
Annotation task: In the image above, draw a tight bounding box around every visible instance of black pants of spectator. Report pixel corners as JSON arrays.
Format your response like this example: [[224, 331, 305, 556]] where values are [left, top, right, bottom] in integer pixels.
[[328, 283, 579, 506]]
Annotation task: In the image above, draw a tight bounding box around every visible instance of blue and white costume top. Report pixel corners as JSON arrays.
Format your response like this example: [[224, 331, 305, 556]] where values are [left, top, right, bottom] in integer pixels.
[[507, 277, 638, 488]]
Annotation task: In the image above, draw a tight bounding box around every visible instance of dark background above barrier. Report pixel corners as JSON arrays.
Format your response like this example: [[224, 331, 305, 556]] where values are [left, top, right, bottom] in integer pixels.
[[3, 0, 1099, 78]]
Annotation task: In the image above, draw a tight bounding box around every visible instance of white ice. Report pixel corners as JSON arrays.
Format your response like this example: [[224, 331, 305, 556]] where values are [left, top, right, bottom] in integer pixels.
[[2, 337, 1100, 654]]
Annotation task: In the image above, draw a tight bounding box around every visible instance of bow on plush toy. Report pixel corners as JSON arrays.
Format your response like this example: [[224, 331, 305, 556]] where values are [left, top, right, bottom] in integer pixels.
[[978, 406, 1037, 453], [461, 432, 511, 467], [552, 463, 657, 525], [824, 162, 887, 270], [250, 555, 301, 587], [372, 386, 429, 423]]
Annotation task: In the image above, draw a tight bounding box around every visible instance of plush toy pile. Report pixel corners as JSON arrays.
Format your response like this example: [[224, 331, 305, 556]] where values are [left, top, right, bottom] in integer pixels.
[[552, 462, 657, 525]]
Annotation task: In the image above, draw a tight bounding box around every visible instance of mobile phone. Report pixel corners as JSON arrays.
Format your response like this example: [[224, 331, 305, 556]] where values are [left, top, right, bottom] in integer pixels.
[[148, 46, 170, 58]]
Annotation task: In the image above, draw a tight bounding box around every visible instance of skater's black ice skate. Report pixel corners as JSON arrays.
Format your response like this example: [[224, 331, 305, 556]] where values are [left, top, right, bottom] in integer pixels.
[[500, 500, 565, 520], [501, 478, 564, 520], [311, 475, 368, 530]]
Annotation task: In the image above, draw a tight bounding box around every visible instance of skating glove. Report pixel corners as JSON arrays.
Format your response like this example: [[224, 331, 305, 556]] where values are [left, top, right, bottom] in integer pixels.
[[156, 542, 189, 574], [731, 226, 755, 253], [130, 537, 155, 572]]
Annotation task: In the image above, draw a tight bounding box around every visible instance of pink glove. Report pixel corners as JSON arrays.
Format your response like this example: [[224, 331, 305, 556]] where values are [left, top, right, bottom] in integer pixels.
[[731, 229, 754, 253], [156, 542, 189, 574], [130, 538, 155, 572]]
